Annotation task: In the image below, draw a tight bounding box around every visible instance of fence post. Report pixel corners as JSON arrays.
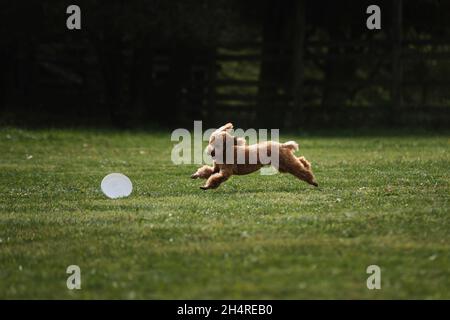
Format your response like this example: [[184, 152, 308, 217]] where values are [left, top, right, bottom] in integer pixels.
[[288, 0, 306, 129], [391, 0, 403, 123]]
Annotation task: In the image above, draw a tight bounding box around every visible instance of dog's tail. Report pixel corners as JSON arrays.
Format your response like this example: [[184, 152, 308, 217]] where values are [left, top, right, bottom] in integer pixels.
[[282, 141, 299, 151]]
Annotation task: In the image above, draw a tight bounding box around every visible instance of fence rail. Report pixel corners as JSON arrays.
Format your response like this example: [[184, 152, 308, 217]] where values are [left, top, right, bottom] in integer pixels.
[[205, 37, 450, 127]]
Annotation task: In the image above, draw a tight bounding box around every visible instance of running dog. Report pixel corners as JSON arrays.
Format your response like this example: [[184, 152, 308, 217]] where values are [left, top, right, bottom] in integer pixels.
[[191, 123, 318, 190]]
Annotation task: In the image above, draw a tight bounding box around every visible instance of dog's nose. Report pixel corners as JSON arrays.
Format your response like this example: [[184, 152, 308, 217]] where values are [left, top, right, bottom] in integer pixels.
[[210, 149, 215, 157]]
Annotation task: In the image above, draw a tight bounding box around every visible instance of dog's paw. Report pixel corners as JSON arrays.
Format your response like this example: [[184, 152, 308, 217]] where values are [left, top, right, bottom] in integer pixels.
[[191, 173, 199, 179]]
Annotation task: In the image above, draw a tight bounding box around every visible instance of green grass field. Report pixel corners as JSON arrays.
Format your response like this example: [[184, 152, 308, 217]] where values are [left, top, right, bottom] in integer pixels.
[[0, 127, 449, 299]]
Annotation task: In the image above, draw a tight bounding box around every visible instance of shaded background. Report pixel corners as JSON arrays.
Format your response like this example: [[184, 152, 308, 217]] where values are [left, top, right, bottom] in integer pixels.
[[1, 0, 449, 129]]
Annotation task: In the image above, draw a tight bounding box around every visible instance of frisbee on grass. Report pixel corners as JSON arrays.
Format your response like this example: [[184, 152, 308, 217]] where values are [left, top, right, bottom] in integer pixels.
[[101, 173, 133, 199]]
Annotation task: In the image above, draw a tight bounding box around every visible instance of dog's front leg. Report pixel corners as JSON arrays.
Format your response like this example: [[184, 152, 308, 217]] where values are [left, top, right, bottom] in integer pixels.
[[191, 163, 218, 179], [200, 170, 231, 190]]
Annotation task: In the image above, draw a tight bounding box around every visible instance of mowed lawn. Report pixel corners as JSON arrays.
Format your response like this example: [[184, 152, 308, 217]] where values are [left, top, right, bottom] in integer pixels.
[[0, 127, 448, 299]]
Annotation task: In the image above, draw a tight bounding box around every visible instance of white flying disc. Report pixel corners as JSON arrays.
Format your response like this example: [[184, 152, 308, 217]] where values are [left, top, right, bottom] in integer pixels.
[[101, 173, 133, 199]]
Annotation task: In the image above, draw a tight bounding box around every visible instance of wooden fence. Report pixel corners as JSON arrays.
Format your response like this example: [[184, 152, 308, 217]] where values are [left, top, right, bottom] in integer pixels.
[[203, 38, 450, 128], [4, 34, 450, 128]]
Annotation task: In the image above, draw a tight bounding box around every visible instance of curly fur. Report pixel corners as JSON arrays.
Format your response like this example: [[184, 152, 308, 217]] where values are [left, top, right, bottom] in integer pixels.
[[191, 123, 318, 190]]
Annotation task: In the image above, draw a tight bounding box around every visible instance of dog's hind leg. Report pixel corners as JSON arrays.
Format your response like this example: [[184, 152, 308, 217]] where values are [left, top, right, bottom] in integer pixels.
[[282, 156, 318, 187], [297, 156, 311, 169]]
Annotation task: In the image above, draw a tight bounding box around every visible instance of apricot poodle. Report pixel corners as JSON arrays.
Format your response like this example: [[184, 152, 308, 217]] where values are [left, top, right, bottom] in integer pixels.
[[191, 123, 318, 190]]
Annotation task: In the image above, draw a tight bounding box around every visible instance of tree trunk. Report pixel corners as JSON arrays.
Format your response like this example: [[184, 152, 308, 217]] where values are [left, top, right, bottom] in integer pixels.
[[257, 0, 288, 128]]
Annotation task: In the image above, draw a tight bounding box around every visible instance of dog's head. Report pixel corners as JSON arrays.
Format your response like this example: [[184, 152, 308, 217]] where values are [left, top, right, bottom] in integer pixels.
[[206, 123, 245, 162]]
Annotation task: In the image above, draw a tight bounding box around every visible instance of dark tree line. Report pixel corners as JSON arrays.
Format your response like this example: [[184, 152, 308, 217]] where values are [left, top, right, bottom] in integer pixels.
[[0, 0, 449, 128]]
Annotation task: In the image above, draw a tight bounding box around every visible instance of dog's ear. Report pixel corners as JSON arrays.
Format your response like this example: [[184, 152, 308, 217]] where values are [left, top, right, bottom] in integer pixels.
[[234, 137, 245, 146], [212, 131, 235, 164], [214, 123, 233, 134]]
